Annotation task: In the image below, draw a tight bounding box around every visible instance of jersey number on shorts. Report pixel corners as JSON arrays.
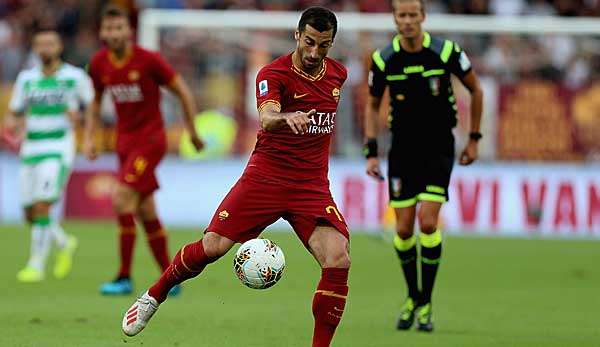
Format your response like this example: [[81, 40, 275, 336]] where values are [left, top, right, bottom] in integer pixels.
[[134, 156, 148, 175], [325, 205, 342, 222]]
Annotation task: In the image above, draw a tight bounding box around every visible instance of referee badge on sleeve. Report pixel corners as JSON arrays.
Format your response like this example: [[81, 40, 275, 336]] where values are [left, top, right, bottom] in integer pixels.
[[391, 177, 402, 198]]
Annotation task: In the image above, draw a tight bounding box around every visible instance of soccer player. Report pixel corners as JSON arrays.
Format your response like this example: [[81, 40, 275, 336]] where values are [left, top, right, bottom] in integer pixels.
[[364, 0, 484, 332], [121, 7, 350, 347], [3, 29, 92, 282], [84, 6, 204, 295]]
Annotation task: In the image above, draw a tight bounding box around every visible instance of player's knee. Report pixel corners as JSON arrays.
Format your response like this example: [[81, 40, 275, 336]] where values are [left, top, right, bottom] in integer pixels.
[[395, 224, 414, 239], [201, 232, 234, 259], [24, 208, 34, 224], [113, 186, 136, 213], [323, 248, 351, 269], [137, 202, 156, 221], [418, 215, 438, 234], [33, 202, 50, 218]]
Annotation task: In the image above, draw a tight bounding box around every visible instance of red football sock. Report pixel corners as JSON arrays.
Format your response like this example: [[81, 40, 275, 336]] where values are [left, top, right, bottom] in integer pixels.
[[312, 268, 349, 347], [143, 219, 170, 272], [117, 214, 136, 279], [148, 239, 216, 303]]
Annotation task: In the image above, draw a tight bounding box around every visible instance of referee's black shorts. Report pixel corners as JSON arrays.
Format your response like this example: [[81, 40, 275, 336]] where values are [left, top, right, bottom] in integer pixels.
[[387, 148, 454, 208]]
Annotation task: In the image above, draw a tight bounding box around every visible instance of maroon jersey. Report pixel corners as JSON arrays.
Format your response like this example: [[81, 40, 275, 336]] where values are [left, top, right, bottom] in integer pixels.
[[88, 45, 176, 152], [250, 53, 347, 186]]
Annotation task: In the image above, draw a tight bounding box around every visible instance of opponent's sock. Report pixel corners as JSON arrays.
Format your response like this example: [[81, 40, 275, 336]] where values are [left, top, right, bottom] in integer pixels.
[[312, 268, 349, 347], [27, 216, 52, 272], [117, 214, 137, 279], [50, 221, 68, 249], [393, 234, 420, 300], [419, 230, 442, 304], [142, 219, 170, 272], [148, 240, 216, 303]]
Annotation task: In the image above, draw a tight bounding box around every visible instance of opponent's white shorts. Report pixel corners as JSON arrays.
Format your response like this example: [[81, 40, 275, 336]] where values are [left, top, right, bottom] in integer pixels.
[[20, 158, 71, 207]]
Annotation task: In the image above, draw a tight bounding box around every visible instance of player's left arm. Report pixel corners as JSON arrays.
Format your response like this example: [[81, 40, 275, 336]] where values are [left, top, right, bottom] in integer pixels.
[[448, 44, 484, 166], [166, 75, 204, 151]]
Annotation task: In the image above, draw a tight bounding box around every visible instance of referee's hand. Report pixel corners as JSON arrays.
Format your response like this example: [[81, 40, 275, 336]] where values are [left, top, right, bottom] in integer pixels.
[[459, 140, 479, 166], [366, 157, 384, 181]]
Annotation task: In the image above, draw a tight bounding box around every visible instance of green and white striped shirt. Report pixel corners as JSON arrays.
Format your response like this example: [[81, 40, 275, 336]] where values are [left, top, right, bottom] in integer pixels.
[[9, 63, 93, 165]]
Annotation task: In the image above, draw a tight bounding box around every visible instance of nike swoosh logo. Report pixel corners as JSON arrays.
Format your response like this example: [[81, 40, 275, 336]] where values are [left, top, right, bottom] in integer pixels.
[[294, 93, 309, 99], [333, 307, 344, 312]]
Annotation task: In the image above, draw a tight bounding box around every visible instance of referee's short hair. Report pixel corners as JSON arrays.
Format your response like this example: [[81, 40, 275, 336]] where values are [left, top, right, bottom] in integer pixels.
[[391, 0, 426, 12]]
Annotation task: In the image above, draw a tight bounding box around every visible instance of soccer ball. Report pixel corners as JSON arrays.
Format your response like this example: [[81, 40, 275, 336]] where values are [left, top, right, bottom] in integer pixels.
[[233, 239, 286, 289]]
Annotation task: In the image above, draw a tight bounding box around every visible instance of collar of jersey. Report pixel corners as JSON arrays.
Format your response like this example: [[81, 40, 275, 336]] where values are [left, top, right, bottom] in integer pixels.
[[108, 46, 134, 69], [394, 32, 431, 52], [291, 59, 327, 82]]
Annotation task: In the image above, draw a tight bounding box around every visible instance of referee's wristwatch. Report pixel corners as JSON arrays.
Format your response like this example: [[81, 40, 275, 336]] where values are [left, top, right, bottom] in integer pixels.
[[469, 131, 483, 141]]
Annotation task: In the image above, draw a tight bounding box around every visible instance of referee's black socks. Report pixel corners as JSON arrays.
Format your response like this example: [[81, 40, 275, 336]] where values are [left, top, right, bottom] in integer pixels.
[[393, 234, 420, 301], [419, 230, 442, 304]]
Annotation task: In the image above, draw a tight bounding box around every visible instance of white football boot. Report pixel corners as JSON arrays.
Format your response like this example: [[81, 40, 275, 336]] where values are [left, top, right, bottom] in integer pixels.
[[122, 291, 160, 336]]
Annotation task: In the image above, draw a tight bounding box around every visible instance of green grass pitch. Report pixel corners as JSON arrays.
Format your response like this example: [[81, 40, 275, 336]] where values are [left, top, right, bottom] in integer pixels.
[[1, 222, 598, 347]]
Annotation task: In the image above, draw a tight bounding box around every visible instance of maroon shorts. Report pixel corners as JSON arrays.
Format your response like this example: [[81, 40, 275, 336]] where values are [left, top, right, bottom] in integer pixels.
[[206, 174, 349, 246], [117, 137, 166, 197]]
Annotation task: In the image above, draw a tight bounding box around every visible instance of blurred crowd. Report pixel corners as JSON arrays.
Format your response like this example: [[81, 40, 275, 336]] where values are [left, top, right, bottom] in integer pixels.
[[1, 0, 600, 82]]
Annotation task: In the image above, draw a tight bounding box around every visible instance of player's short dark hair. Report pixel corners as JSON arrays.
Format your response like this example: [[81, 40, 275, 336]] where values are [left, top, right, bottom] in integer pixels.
[[101, 4, 130, 21], [298, 6, 338, 39]]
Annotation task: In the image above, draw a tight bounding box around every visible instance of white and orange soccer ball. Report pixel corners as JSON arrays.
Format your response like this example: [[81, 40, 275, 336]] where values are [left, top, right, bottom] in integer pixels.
[[233, 239, 285, 289]]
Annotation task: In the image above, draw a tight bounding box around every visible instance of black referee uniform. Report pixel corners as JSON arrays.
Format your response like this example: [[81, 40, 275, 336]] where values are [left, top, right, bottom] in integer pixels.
[[368, 32, 473, 208]]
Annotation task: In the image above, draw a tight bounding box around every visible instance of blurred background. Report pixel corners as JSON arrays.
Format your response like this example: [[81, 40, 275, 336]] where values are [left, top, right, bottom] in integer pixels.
[[1, 0, 599, 236]]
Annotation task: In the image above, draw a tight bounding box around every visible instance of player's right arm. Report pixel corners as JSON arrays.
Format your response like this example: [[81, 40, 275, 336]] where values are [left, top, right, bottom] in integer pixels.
[[83, 57, 104, 161], [364, 52, 387, 181], [256, 66, 315, 135], [2, 72, 26, 151], [259, 103, 316, 135]]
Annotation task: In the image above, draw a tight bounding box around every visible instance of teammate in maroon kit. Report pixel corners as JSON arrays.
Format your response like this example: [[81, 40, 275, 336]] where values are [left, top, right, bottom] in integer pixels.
[[121, 7, 350, 346], [84, 6, 204, 296]]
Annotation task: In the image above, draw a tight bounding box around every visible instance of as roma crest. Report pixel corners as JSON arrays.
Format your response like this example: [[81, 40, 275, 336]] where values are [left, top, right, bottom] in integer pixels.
[[128, 70, 140, 81], [332, 87, 340, 102]]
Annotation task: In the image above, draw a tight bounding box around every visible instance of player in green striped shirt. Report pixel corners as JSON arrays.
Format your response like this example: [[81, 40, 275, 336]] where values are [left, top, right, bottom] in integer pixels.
[[4, 29, 93, 282]]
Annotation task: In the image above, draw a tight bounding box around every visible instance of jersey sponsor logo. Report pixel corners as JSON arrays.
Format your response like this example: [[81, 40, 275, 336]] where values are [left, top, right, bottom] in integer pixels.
[[293, 92, 309, 99], [391, 177, 402, 198], [107, 83, 143, 103], [28, 89, 66, 105], [218, 210, 229, 220], [307, 112, 336, 134], [259, 80, 268, 97], [459, 51, 471, 72], [332, 88, 340, 103], [128, 70, 140, 81]]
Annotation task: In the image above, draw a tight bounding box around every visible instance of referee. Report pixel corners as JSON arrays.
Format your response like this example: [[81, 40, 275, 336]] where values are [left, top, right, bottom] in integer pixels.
[[363, 0, 484, 332]]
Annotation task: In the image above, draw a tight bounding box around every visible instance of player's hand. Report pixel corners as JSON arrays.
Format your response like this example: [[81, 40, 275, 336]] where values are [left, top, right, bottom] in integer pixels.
[[0, 126, 21, 153], [286, 109, 315, 135], [83, 138, 98, 161], [459, 139, 479, 166], [190, 133, 205, 152], [366, 157, 384, 181]]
